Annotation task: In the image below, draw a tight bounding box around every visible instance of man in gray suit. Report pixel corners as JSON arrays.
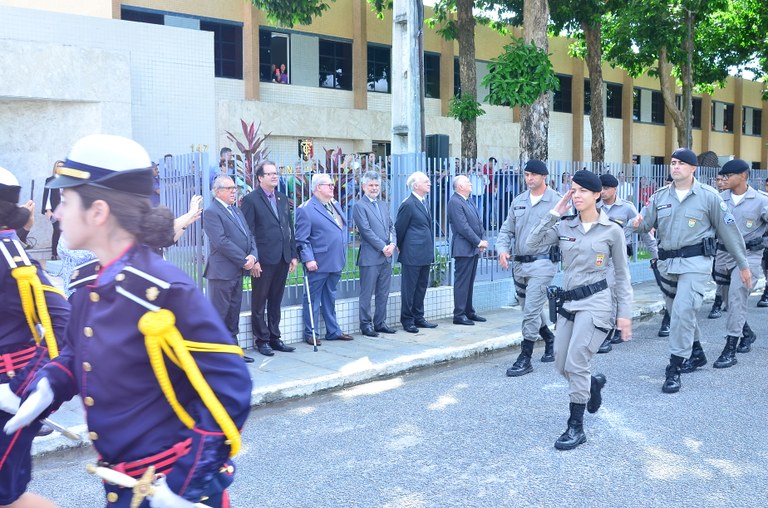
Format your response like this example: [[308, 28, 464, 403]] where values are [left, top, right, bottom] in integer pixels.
[[354, 171, 397, 337], [203, 175, 258, 362], [447, 174, 488, 325]]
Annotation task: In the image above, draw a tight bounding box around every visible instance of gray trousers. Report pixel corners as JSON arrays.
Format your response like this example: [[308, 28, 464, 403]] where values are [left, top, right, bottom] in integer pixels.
[[513, 267, 553, 342], [717, 253, 760, 337], [359, 263, 392, 329], [553, 311, 607, 404], [660, 271, 708, 358]]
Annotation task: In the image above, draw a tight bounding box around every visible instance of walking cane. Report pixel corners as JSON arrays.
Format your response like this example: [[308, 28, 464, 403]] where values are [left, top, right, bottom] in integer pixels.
[[297, 245, 318, 352]]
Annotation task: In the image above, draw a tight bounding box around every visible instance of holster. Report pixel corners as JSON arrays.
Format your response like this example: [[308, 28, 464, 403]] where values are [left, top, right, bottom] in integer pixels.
[[546, 285, 562, 323]]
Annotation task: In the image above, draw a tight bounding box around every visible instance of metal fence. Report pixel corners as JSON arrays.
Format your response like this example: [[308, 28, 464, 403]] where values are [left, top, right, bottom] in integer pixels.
[[160, 151, 767, 309]]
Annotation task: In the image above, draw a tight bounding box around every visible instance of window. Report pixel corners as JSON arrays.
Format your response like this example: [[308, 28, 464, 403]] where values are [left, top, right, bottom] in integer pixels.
[[200, 21, 243, 79], [454, 58, 461, 97], [367, 44, 390, 93], [552, 74, 572, 113], [584, 79, 591, 116], [743, 106, 762, 136], [712, 101, 734, 132], [650, 91, 664, 124], [634, 88, 665, 124], [319, 39, 352, 90], [606, 83, 622, 119], [633, 89, 641, 121], [424, 53, 440, 98], [121, 7, 163, 24], [259, 29, 290, 83]]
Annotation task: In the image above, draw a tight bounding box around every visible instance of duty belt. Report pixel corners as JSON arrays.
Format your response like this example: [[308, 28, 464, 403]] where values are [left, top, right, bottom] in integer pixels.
[[513, 253, 550, 263], [0, 344, 38, 378], [98, 437, 192, 479], [658, 244, 705, 260], [547, 279, 608, 323], [717, 238, 764, 252]]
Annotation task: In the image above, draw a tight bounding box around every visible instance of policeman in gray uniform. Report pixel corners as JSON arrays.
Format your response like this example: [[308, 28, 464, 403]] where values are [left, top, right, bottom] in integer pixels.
[[711, 159, 768, 367], [497, 160, 561, 376], [597, 173, 658, 353], [528, 169, 632, 450], [632, 148, 750, 394]]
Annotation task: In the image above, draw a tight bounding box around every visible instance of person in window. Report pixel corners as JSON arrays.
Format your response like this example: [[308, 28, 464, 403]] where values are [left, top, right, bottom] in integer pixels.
[[279, 63, 288, 84]]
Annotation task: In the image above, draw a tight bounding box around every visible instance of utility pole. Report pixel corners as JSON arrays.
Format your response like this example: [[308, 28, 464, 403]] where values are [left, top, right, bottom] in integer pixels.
[[391, 0, 425, 156]]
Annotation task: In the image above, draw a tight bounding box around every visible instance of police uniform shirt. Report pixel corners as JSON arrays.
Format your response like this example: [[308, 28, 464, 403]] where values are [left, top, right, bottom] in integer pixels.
[[716, 186, 768, 269], [496, 186, 562, 277], [635, 178, 748, 274], [600, 198, 659, 258]]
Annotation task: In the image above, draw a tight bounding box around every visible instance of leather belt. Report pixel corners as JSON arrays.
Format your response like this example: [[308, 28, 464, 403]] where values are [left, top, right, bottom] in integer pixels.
[[658, 244, 705, 260], [717, 238, 764, 252], [513, 253, 550, 263], [561, 279, 608, 301]]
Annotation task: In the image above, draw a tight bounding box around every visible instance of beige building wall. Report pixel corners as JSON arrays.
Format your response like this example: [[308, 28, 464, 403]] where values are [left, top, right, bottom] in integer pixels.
[[0, 0, 112, 17]]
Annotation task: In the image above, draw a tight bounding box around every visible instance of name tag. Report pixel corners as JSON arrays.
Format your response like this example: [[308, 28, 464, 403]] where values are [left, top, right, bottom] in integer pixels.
[[559, 236, 576, 242], [656, 203, 672, 211]]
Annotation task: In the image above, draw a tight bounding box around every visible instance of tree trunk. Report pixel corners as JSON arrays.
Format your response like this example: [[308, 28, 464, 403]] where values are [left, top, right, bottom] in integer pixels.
[[519, 0, 550, 164], [457, 0, 477, 160], [658, 47, 686, 148], [681, 10, 695, 149], [583, 21, 605, 162]]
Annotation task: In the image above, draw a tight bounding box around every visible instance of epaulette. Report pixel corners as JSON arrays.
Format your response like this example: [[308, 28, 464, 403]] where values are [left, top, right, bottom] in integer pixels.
[[0, 236, 31, 269], [68, 259, 101, 291], [114, 266, 172, 312]]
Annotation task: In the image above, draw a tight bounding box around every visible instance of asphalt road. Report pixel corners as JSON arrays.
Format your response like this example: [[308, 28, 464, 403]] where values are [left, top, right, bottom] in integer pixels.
[[28, 305, 768, 507]]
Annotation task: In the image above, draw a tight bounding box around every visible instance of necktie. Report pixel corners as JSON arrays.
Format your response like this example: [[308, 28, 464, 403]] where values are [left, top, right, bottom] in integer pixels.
[[325, 202, 342, 228], [372, 199, 383, 221], [267, 193, 278, 216], [228, 205, 246, 233]]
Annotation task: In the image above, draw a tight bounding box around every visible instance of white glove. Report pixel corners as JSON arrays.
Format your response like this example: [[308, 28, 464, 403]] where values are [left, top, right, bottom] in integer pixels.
[[149, 476, 196, 508], [3, 377, 54, 434], [0, 383, 21, 414]]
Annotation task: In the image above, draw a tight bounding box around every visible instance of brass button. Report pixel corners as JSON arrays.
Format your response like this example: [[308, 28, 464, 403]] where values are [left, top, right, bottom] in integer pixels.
[[115, 273, 125, 282], [84, 396, 94, 407], [89, 431, 99, 441], [106, 491, 117, 502], [83, 362, 92, 372], [83, 327, 93, 337], [90, 292, 100, 302]]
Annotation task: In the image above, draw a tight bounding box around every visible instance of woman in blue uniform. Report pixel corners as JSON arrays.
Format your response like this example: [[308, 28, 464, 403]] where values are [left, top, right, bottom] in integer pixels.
[[0, 166, 69, 508], [528, 170, 633, 450], [5, 135, 252, 508]]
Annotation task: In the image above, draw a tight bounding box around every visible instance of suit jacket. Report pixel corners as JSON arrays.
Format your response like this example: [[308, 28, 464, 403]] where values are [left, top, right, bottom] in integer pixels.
[[295, 196, 347, 273], [447, 193, 486, 258], [42, 176, 61, 213], [395, 193, 435, 266], [353, 195, 396, 267], [202, 199, 258, 280], [241, 186, 296, 265]]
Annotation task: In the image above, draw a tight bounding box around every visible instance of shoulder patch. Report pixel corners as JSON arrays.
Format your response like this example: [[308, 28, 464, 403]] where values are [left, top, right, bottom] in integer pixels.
[[115, 266, 172, 312], [68, 259, 101, 290], [0, 237, 31, 269]]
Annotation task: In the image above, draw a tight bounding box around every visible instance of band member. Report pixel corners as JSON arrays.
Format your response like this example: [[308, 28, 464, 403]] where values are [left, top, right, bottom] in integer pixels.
[[5, 135, 252, 507]]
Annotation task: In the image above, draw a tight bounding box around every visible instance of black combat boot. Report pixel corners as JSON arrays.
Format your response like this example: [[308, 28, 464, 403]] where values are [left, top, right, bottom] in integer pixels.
[[713, 335, 739, 368], [680, 341, 707, 373], [662, 355, 684, 393], [758, 286, 768, 307], [708, 294, 723, 319], [506, 340, 534, 377], [539, 325, 555, 363], [587, 374, 607, 414], [658, 310, 671, 337], [597, 331, 613, 354], [554, 402, 587, 450], [610, 328, 623, 344], [737, 321, 757, 353]]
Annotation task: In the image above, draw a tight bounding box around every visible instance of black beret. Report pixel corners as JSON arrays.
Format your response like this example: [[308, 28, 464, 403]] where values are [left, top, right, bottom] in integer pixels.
[[524, 159, 548, 175], [572, 169, 602, 193], [671, 148, 698, 166], [719, 159, 750, 175], [599, 174, 619, 188]]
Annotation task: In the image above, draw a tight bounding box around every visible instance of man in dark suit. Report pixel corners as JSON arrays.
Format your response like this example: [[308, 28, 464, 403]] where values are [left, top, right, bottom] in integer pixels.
[[42, 160, 64, 259], [241, 161, 298, 356], [353, 171, 397, 337], [396, 171, 438, 333], [203, 175, 258, 362], [295, 173, 353, 345], [447, 174, 488, 325]]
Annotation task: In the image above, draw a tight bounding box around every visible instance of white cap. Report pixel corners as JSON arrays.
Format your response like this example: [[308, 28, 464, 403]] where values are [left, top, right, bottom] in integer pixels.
[[0, 166, 21, 203], [0, 166, 20, 187]]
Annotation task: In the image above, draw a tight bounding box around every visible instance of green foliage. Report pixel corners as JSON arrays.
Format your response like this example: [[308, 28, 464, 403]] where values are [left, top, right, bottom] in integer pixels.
[[481, 37, 559, 108], [250, 0, 333, 27], [448, 94, 486, 122], [430, 250, 451, 287]]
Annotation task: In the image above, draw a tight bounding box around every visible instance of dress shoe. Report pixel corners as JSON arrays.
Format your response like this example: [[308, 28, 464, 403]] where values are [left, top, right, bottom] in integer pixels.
[[304, 336, 321, 346], [257, 343, 274, 357], [597, 336, 612, 354], [328, 333, 354, 341], [36, 424, 54, 437], [587, 374, 607, 414], [361, 327, 379, 338], [403, 324, 419, 333], [374, 325, 397, 334], [243, 355, 255, 363], [610, 329, 624, 344], [414, 319, 438, 328], [269, 339, 295, 353], [467, 314, 487, 322], [453, 316, 475, 326]]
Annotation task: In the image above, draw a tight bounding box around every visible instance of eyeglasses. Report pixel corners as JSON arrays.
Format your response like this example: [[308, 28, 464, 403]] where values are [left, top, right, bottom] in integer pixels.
[[320, 183, 335, 187], [219, 186, 237, 191], [262, 172, 278, 177]]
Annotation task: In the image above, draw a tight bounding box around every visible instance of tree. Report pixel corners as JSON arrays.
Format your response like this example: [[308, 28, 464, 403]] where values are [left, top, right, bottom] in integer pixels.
[[249, 0, 334, 27]]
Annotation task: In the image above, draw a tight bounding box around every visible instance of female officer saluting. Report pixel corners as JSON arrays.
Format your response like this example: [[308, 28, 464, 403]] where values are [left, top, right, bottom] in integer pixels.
[[5, 135, 252, 507], [527, 169, 633, 450], [0, 166, 69, 508]]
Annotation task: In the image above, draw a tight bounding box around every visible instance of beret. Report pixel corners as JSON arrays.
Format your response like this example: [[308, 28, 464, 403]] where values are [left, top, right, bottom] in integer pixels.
[[572, 169, 602, 193], [671, 148, 698, 166], [524, 159, 548, 175], [718, 159, 750, 175], [599, 174, 619, 188]]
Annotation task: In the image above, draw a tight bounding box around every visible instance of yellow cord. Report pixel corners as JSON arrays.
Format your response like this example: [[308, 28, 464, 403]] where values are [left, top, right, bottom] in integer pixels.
[[138, 309, 243, 457], [11, 266, 59, 358]]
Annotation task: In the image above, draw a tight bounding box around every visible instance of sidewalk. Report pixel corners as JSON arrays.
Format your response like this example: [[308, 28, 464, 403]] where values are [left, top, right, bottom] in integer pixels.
[[30, 278, 680, 457]]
